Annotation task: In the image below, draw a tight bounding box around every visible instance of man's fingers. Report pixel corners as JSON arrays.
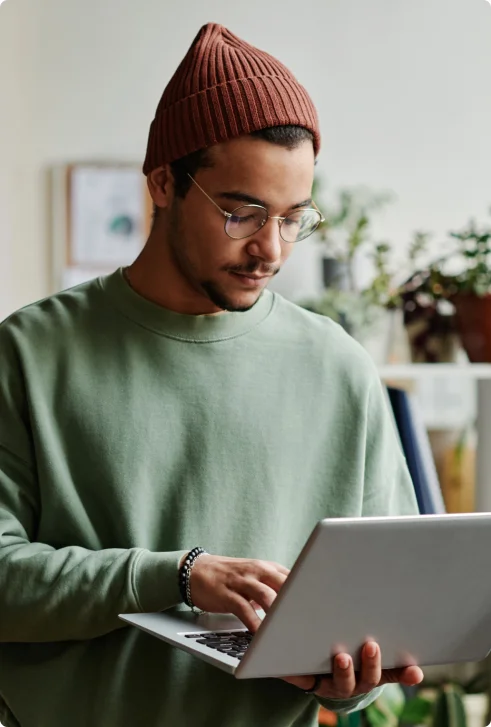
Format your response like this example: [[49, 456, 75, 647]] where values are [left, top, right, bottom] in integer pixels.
[[269, 561, 290, 577], [381, 665, 424, 687], [227, 594, 262, 633], [282, 674, 318, 690], [241, 580, 278, 613], [187, 554, 293, 632], [401, 665, 424, 686], [330, 653, 356, 698], [257, 563, 289, 592], [281, 646, 424, 700], [357, 642, 382, 693]]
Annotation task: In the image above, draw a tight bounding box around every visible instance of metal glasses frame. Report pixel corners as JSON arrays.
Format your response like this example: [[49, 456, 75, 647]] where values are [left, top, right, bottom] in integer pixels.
[[187, 173, 325, 242]]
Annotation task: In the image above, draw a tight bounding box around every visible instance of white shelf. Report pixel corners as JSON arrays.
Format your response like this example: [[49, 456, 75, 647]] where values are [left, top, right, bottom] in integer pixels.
[[378, 364, 491, 380], [376, 363, 491, 512]]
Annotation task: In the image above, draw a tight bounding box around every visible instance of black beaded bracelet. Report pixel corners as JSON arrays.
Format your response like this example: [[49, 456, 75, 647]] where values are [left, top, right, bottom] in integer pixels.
[[178, 547, 207, 611]]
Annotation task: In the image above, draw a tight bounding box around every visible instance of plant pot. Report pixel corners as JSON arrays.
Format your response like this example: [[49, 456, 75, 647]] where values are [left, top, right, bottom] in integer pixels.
[[321, 257, 350, 290], [403, 301, 459, 363], [453, 293, 491, 363]]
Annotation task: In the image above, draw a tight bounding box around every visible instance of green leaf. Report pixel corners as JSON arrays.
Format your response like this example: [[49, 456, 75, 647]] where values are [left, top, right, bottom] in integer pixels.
[[364, 684, 405, 726], [399, 696, 433, 723], [337, 713, 362, 726], [433, 684, 468, 727]]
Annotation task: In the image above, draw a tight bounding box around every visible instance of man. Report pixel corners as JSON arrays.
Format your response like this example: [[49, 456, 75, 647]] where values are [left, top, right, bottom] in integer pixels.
[[0, 22, 423, 727]]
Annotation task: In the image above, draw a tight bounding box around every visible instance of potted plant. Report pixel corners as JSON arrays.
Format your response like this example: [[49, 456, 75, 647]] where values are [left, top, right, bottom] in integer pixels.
[[445, 212, 491, 362], [301, 180, 397, 354], [393, 232, 460, 363], [312, 179, 394, 293], [393, 208, 491, 363]]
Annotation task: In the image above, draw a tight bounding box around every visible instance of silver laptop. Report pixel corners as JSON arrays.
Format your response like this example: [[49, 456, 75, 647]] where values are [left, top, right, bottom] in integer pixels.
[[119, 513, 491, 680]]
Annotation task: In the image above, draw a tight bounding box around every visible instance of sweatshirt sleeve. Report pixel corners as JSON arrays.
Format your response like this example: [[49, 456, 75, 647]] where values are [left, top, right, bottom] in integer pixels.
[[315, 367, 419, 714], [0, 326, 188, 643]]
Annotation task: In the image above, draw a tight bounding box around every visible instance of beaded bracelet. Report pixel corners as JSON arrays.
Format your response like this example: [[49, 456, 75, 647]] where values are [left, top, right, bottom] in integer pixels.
[[178, 547, 207, 612]]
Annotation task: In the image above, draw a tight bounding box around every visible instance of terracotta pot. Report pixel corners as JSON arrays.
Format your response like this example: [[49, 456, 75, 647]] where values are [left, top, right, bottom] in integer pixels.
[[453, 293, 491, 363]]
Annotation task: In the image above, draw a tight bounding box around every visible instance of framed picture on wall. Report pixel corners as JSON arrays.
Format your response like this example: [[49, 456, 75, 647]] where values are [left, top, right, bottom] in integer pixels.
[[50, 162, 152, 293]]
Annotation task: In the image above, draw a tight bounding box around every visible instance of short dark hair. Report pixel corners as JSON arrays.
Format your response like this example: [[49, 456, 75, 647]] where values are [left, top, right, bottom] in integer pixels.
[[170, 125, 315, 200]]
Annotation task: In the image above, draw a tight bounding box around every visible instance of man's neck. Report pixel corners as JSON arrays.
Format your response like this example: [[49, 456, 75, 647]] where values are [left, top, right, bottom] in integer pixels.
[[124, 243, 224, 317]]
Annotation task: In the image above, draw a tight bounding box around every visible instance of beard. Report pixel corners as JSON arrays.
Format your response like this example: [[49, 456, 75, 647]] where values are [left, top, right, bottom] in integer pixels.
[[200, 280, 257, 313], [167, 205, 280, 313]]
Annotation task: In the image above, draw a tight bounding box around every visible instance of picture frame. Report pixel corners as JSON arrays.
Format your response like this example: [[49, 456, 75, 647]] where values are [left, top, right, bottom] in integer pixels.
[[50, 162, 152, 292]]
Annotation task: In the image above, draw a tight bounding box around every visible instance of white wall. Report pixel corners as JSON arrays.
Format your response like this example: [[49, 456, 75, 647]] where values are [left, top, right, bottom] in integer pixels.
[[1, 0, 491, 318]]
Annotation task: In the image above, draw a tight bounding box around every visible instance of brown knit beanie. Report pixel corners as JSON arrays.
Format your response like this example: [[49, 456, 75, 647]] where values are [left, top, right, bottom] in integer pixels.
[[143, 23, 320, 175]]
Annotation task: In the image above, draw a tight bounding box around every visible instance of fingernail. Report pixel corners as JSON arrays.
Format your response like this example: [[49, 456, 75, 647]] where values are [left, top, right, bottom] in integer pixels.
[[366, 642, 377, 658], [337, 655, 350, 669]]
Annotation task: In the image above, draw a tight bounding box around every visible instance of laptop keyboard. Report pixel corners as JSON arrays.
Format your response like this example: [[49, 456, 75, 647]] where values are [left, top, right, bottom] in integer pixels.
[[184, 630, 253, 660]]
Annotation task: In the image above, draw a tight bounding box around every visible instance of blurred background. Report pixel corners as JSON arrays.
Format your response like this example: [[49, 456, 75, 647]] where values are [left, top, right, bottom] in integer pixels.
[[1, 0, 491, 724]]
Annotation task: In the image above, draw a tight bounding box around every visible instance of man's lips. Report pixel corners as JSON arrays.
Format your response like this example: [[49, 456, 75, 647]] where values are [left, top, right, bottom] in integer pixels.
[[229, 272, 273, 287], [229, 268, 276, 278], [233, 273, 271, 280]]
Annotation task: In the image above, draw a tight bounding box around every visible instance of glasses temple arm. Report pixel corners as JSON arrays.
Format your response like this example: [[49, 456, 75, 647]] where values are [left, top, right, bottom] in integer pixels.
[[311, 200, 325, 222], [187, 173, 232, 218]]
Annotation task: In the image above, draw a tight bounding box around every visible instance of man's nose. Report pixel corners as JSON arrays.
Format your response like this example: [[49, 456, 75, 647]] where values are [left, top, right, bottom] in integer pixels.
[[245, 219, 284, 264]]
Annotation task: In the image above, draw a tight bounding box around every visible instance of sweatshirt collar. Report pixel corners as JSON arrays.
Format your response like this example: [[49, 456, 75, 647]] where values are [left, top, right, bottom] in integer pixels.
[[100, 268, 275, 342]]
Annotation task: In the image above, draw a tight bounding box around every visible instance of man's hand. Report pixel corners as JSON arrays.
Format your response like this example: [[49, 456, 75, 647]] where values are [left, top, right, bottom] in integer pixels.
[[190, 554, 289, 632], [282, 641, 424, 699]]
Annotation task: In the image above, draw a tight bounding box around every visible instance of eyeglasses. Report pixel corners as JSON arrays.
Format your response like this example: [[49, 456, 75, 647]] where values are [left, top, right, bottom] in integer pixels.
[[187, 174, 325, 243]]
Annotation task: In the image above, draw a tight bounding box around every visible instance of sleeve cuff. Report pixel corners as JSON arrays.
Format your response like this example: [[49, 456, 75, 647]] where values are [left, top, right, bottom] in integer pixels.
[[132, 548, 190, 613], [316, 685, 385, 714]]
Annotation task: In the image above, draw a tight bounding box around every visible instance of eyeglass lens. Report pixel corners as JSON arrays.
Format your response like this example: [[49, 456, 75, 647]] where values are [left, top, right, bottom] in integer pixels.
[[225, 206, 321, 243]]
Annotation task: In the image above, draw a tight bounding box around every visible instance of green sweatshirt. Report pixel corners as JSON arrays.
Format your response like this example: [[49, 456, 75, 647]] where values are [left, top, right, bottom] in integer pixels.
[[0, 269, 418, 727]]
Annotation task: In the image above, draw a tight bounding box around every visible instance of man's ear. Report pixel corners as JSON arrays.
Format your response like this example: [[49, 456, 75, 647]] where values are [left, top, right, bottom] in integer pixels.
[[147, 165, 174, 212]]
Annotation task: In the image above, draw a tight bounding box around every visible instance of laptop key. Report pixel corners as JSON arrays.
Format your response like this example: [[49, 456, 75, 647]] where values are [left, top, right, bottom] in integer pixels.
[[189, 631, 252, 659]]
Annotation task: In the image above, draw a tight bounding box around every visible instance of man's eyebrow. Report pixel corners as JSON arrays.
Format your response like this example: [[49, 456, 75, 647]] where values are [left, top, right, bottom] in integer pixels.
[[218, 191, 268, 207], [218, 191, 313, 210], [291, 198, 313, 210]]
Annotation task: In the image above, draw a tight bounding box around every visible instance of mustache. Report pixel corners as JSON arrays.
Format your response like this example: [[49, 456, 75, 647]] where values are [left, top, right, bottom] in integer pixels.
[[226, 263, 280, 277]]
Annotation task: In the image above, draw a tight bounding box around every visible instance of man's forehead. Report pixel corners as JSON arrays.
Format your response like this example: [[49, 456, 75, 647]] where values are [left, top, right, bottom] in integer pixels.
[[202, 140, 315, 180], [210, 135, 314, 157], [198, 143, 315, 209]]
